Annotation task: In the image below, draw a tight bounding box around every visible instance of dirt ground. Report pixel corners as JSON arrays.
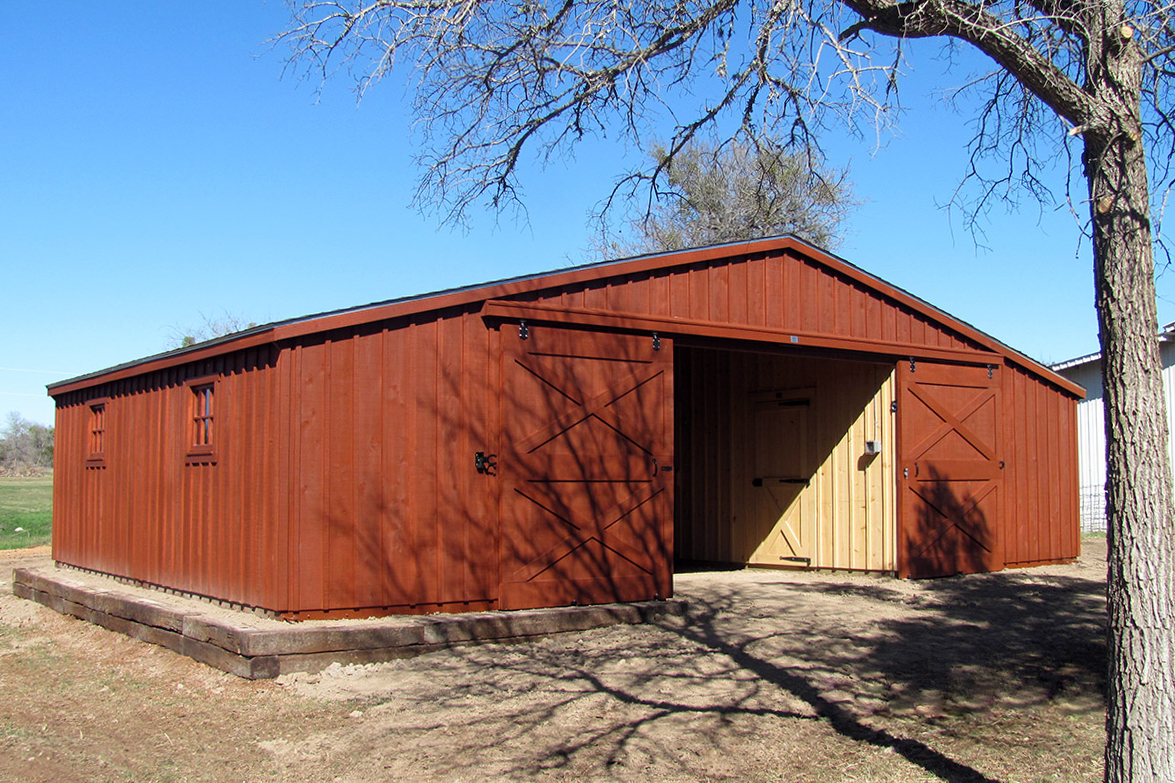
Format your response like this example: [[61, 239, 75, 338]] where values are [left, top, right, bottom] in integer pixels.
[[1, 541, 1107, 783]]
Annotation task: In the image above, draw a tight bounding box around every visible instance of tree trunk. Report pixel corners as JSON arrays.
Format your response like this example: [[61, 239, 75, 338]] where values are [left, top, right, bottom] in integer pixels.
[[1086, 102, 1175, 783]]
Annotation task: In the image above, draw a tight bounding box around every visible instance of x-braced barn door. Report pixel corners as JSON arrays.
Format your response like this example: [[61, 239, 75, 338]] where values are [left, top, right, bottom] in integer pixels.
[[498, 322, 674, 610], [898, 361, 1003, 578]]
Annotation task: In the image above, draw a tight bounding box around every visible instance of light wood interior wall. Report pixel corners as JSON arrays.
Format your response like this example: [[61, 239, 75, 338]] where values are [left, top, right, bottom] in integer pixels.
[[675, 346, 897, 571]]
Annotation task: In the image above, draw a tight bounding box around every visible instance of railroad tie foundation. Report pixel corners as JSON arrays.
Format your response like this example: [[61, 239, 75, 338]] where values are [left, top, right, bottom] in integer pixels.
[[12, 566, 687, 679]]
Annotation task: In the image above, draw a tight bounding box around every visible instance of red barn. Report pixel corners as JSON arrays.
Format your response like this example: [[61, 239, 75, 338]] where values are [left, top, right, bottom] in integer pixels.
[[47, 237, 1082, 619]]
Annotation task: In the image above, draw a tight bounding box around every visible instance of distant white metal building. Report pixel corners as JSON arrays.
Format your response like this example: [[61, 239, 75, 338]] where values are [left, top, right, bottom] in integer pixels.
[[1052, 325, 1175, 532]]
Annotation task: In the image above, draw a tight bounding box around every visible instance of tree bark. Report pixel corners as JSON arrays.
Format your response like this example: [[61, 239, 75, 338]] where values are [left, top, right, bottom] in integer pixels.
[[1085, 53, 1175, 781]]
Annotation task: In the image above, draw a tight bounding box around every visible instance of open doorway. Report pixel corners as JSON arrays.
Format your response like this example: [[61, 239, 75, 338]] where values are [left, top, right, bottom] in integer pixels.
[[674, 344, 898, 573]]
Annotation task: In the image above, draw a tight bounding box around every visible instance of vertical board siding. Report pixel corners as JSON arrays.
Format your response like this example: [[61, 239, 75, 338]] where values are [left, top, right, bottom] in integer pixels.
[[531, 250, 984, 356], [1002, 366, 1080, 566], [437, 314, 463, 604], [352, 327, 384, 610], [281, 308, 497, 616], [51, 347, 283, 608], [675, 347, 897, 572]]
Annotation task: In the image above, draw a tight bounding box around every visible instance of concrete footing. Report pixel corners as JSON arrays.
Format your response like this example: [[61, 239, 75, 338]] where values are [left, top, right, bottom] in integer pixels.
[[12, 566, 686, 679]]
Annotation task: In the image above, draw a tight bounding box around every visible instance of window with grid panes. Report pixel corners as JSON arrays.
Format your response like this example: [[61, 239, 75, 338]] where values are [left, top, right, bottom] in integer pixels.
[[192, 384, 213, 447], [86, 401, 107, 466], [185, 379, 218, 465]]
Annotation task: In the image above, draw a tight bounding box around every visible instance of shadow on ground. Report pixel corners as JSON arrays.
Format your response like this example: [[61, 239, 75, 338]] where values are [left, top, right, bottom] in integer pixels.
[[275, 548, 1106, 783]]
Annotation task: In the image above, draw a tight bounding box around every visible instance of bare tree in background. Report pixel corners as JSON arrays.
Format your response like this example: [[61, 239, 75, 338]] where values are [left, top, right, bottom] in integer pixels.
[[168, 311, 258, 350], [276, 1, 1175, 778], [597, 137, 853, 258], [0, 413, 53, 473]]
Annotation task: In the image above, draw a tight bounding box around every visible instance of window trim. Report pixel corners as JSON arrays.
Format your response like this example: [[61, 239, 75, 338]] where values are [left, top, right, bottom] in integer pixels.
[[184, 376, 219, 465], [85, 397, 110, 467]]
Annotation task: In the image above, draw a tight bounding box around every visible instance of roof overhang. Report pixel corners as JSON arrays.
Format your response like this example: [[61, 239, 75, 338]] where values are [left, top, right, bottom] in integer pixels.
[[481, 299, 1003, 366]]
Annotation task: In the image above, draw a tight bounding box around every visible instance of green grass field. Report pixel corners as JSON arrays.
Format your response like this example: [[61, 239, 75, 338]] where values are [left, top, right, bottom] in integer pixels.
[[0, 477, 52, 550]]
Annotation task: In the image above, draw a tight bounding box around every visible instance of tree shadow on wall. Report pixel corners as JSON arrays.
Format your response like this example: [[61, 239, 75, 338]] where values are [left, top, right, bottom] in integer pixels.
[[904, 463, 1002, 578], [312, 317, 672, 616], [493, 322, 674, 611]]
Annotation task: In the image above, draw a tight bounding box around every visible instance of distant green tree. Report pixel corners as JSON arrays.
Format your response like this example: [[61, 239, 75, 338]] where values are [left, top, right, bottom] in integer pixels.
[[599, 139, 853, 258]]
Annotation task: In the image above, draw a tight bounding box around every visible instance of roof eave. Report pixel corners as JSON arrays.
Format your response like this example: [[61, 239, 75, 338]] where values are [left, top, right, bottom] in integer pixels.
[[48, 327, 279, 397]]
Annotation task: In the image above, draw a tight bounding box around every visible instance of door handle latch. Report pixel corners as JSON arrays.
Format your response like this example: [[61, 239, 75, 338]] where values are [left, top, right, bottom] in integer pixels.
[[475, 451, 498, 475]]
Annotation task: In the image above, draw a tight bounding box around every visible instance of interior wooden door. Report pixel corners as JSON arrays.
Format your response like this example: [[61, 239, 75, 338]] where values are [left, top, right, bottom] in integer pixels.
[[746, 393, 815, 566], [498, 322, 674, 610], [898, 361, 1003, 578]]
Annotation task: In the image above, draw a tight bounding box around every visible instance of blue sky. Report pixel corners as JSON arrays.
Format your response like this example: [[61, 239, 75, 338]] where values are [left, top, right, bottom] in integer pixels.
[[2, 2, 1168, 427]]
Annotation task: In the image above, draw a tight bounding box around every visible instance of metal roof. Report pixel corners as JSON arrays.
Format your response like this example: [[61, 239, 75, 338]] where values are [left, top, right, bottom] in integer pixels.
[[1051, 322, 1175, 372], [48, 234, 1081, 397]]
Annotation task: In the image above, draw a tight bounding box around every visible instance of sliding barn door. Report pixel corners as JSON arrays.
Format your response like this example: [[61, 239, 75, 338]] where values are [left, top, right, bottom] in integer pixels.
[[498, 322, 673, 610], [898, 361, 1004, 578]]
